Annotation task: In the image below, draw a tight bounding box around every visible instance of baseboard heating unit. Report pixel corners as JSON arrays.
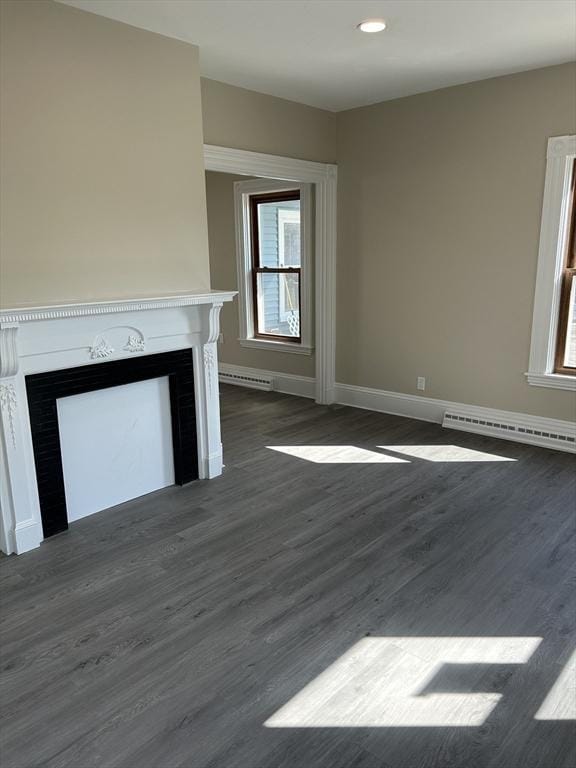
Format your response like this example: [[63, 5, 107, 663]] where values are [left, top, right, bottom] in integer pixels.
[[443, 410, 576, 453], [219, 370, 273, 391]]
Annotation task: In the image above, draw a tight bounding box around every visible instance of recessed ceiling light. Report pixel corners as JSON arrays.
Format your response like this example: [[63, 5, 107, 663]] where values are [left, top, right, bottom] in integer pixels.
[[357, 19, 387, 33]]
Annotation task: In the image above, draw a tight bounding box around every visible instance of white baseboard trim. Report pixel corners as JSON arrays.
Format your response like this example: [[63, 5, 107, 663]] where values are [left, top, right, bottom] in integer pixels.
[[219, 363, 316, 400], [336, 383, 447, 424], [335, 383, 576, 454], [218, 367, 575, 453], [13, 519, 43, 555], [199, 450, 224, 480]]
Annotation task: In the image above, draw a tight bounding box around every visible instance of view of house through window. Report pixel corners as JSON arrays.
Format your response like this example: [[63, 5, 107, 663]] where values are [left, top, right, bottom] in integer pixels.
[[250, 191, 302, 341], [555, 160, 576, 373]]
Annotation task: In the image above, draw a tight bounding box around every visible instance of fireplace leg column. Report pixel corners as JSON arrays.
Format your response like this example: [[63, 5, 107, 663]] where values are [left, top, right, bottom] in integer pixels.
[[0, 370, 43, 555], [193, 341, 223, 479], [193, 301, 226, 479]]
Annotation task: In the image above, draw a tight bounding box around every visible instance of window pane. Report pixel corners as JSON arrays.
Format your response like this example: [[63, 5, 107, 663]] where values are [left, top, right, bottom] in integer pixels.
[[563, 275, 576, 368], [257, 272, 300, 338], [257, 199, 301, 268]]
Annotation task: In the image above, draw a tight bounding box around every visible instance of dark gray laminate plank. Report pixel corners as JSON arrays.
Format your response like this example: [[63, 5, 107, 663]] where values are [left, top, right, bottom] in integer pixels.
[[1, 384, 575, 768]]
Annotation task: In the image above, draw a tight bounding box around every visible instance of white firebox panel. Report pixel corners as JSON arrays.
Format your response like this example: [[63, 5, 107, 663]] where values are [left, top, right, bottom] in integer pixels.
[[57, 377, 175, 522]]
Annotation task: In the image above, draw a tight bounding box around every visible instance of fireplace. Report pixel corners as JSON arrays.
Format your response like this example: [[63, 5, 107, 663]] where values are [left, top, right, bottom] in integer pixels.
[[26, 350, 198, 538], [0, 291, 236, 555]]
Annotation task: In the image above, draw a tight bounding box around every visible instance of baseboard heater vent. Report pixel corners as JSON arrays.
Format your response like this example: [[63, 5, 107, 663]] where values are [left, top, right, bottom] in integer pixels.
[[219, 371, 273, 391], [442, 411, 576, 452]]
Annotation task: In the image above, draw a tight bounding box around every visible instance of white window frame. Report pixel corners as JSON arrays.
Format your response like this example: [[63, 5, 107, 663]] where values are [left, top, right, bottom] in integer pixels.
[[204, 144, 337, 405], [527, 135, 576, 391], [233, 178, 313, 355]]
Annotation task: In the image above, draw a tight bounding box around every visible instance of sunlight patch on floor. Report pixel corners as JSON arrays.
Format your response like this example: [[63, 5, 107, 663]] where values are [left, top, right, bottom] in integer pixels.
[[267, 446, 410, 464], [535, 649, 576, 720], [378, 445, 517, 462], [265, 636, 541, 728]]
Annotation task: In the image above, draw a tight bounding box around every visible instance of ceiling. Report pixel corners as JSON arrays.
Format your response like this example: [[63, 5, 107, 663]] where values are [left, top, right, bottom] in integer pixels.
[[59, 0, 576, 112]]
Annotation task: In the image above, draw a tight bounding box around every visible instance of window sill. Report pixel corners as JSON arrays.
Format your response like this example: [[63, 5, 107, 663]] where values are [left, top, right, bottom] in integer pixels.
[[240, 338, 313, 355], [526, 372, 576, 391]]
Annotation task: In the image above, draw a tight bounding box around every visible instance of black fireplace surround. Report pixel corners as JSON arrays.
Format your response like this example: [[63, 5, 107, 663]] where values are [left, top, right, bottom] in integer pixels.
[[26, 350, 198, 538]]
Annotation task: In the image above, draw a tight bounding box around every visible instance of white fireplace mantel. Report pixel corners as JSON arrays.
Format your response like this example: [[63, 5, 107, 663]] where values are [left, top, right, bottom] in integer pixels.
[[0, 290, 236, 555]]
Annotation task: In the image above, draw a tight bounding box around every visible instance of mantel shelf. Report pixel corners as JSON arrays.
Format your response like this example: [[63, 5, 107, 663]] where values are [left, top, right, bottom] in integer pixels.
[[0, 290, 237, 325]]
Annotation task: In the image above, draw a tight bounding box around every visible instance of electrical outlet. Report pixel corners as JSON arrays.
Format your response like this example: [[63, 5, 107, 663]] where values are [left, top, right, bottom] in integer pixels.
[[218, 333, 224, 344], [417, 376, 426, 391]]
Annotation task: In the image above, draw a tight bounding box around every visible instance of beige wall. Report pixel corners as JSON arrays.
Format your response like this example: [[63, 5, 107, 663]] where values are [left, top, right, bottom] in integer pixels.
[[201, 78, 337, 164], [337, 63, 576, 421], [206, 171, 315, 377], [1, 4, 572, 420], [0, 0, 210, 308]]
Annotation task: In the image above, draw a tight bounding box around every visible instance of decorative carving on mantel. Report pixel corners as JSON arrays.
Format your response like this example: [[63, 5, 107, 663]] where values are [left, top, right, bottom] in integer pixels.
[[0, 325, 19, 378], [89, 338, 115, 359], [124, 334, 146, 353], [0, 383, 17, 449], [201, 302, 224, 345], [89, 327, 146, 359], [203, 345, 216, 390]]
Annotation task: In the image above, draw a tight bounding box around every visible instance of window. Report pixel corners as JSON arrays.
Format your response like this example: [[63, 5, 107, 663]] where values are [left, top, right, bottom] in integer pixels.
[[527, 136, 576, 390], [250, 191, 301, 341], [554, 162, 576, 373], [234, 180, 312, 354]]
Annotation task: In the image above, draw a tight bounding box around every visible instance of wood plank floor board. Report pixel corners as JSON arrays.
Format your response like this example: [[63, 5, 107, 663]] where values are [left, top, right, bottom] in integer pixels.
[[1, 385, 574, 767]]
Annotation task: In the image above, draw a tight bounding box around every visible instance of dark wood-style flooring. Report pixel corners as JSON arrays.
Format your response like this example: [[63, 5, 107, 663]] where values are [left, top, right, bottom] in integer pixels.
[[1, 385, 575, 768]]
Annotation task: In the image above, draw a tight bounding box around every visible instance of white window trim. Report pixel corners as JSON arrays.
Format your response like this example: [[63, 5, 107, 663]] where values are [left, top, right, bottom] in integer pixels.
[[204, 144, 337, 404], [233, 178, 313, 355], [527, 135, 576, 391]]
